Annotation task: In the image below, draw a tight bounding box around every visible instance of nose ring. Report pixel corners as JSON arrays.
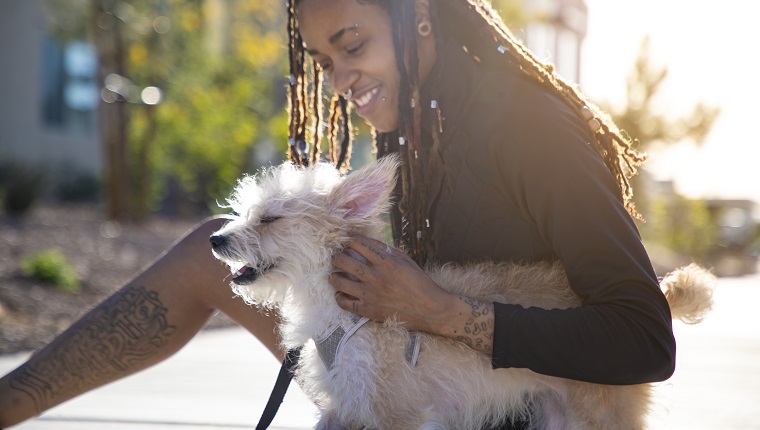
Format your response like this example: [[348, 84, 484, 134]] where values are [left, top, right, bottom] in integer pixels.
[[341, 88, 352, 100]]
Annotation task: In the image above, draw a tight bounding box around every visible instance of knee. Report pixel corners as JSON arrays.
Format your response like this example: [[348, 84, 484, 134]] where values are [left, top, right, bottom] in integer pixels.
[[169, 216, 231, 266], [183, 216, 230, 245], [195, 216, 231, 240]]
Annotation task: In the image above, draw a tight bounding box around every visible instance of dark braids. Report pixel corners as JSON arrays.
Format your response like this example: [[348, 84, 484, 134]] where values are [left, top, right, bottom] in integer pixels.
[[385, 0, 429, 263], [288, 0, 647, 265], [442, 0, 646, 216], [327, 94, 353, 171], [286, 0, 307, 164], [287, 0, 353, 170]]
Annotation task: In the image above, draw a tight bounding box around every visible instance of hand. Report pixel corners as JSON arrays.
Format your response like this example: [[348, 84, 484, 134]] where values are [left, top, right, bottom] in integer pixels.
[[329, 235, 454, 333], [330, 235, 496, 356]]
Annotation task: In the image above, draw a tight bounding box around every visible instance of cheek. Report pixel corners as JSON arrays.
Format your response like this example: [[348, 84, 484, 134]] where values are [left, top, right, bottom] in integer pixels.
[[374, 106, 399, 133]]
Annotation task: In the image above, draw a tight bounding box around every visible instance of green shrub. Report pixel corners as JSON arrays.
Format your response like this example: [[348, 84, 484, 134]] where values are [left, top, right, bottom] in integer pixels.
[[55, 170, 101, 203], [1, 161, 46, 216], [20, 249, 82, 293], [639, 195, 718, 260]]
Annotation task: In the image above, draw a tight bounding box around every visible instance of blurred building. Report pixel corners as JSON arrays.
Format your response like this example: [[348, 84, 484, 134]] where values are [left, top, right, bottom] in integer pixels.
[[521, 0, 588, 83], [0, 0, 587, 200], [0, 0, 100, 181]]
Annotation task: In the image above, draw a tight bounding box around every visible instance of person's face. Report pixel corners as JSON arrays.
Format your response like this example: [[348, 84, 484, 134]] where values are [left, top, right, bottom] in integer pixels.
[[296, 0, 406, 132]]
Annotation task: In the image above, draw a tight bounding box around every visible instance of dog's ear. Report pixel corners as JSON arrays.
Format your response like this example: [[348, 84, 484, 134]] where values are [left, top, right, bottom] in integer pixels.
[[329, 154, 400, 219]]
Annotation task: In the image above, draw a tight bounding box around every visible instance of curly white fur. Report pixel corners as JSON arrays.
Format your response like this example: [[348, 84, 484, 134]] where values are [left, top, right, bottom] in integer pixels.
[[211, 155, 715, 430]]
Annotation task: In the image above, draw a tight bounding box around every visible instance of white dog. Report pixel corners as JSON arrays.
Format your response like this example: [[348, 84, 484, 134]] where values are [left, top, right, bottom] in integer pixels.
[[210, 155, 714, 430]]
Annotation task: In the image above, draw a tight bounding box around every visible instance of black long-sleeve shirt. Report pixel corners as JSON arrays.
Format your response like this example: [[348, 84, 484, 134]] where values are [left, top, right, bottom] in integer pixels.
[[408, 41, 676, 387]]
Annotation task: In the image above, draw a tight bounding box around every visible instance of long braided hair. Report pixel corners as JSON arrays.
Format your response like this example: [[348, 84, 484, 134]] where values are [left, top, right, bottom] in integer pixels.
[[287, 0, 646, 266], [286, 0, 352, 171]]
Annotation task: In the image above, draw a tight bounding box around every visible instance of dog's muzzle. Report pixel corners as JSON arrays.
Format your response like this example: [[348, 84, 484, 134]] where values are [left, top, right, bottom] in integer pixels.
[[210, 233, 273, 285], [230, 264, 272, 285]]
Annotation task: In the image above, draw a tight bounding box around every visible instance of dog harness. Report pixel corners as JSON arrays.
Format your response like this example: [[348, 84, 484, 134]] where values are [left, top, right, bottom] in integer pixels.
[[316, 313, 422, 371]]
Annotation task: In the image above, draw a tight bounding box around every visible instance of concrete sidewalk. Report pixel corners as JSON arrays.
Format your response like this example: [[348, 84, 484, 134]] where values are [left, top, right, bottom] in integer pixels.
[[2, 274, 760, 429], [0, 327, 319, 430]]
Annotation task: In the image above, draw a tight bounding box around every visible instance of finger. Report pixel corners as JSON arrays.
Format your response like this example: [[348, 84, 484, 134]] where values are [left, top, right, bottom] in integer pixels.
[[332, 251, 369, 280], [345, 235, 394, 264], [329, 271, 367, 299], [334, 291, 362, 314]]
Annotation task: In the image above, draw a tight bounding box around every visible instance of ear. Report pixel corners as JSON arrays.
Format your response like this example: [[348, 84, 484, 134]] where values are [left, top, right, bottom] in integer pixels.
[[329, 154, 400, 220]]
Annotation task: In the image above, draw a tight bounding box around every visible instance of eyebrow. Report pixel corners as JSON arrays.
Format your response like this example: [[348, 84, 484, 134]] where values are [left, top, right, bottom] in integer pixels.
[[305, 24, 358, 55]]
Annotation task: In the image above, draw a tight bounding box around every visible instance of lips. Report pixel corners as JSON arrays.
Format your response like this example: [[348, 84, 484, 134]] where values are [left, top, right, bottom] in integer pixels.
[[352, 86, 380, 115], [231, 263, 273, 285]]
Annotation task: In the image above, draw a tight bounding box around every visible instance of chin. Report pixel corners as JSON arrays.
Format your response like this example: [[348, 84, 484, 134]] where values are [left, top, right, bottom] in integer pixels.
[[369, 120, 398, 134]]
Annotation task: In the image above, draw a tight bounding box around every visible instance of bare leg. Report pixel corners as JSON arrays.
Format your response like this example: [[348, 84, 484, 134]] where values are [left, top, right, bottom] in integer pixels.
[[0, 217, 282, 428]]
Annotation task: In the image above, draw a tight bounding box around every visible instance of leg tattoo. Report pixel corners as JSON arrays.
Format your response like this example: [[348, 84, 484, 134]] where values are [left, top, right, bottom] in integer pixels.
[[9, 286, 177, 413]]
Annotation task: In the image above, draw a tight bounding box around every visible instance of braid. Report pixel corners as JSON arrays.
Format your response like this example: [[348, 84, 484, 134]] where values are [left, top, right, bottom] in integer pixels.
[[289, 0, 355, 171], [382, 1, 430, 264], [287, 0, 307, 166], [310, 60, 323, 165], [440, 0, 646, 217], [327, 94, 353, 173]]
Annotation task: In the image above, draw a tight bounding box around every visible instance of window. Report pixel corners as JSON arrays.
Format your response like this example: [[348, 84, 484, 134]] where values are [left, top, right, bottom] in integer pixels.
[[556, 28, 579, 82], [41, 37, 98, 133]]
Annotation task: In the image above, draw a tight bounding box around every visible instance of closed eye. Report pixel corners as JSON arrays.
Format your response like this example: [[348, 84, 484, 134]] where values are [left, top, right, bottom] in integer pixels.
[[260, 216, 281, 224], [346, 41, 364, 55]]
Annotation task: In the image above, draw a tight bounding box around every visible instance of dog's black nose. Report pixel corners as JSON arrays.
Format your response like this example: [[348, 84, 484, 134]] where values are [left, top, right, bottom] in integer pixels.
[[209, 234, 226, 248]]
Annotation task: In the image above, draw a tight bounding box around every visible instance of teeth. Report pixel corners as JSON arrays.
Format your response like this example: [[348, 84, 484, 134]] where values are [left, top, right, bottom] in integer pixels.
[[231, 263, 248, 277], [354, 87, 378, 108]]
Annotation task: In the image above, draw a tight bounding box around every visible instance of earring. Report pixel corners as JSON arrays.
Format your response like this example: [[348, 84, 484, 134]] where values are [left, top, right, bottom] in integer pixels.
[[341, 88, 352, 100], [417, 20, 432, 37]]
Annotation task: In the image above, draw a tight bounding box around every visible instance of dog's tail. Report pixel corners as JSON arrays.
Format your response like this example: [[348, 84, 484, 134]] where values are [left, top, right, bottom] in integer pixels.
[[660, 263, 716, 324]]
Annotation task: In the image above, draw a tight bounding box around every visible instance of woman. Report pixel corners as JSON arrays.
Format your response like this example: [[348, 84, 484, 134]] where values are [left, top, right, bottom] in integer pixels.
[[0, 0, 675, 428], [295, 0, 674, 382]]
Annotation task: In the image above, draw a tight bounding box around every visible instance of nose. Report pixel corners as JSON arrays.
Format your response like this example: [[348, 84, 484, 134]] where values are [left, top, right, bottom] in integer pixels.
[[331, 64, 359, 100], [209, 234, 226, 248]]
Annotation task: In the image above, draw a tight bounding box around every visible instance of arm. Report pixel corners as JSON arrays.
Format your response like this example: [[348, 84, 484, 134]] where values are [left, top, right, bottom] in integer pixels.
[[331, 236, 496, 356], [0, 217, 282, 429], [486, 81, 675, 384]]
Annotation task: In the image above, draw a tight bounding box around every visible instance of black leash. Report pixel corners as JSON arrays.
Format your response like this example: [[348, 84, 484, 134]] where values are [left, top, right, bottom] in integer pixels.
[[255, 347, 301, 430]]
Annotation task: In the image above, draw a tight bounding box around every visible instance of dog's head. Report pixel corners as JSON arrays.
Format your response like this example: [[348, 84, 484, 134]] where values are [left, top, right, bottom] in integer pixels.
[[211, 154, 399, 305]]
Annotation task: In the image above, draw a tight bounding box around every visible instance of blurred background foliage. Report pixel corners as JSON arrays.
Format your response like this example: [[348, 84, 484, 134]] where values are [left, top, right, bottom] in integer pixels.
[[598, 38, 723, 264], [45, 0, 289, 220]]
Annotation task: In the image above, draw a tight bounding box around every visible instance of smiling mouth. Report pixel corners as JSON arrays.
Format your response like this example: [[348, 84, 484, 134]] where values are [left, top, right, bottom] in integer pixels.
[[353, 87, 380, 110], [232, 263, 273, 285]]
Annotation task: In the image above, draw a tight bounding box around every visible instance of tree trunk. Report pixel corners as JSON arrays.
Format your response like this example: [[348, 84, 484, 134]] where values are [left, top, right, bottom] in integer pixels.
[[91, 0, 131, 221]]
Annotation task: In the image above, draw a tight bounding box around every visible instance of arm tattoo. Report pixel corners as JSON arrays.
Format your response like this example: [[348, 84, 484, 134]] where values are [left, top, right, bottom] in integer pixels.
[[455, 297, 494, 355], [9, 286, 177, 413]]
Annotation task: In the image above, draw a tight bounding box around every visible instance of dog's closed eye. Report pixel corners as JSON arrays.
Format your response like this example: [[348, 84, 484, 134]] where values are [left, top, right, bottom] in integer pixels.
[[260, 216, 281, 224]]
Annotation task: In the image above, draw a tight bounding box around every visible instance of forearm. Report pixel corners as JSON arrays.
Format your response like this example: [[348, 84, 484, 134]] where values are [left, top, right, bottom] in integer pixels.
[[491, 300, 675, 384], [0, 283, 214, 428], [425, 294, 495, 357]]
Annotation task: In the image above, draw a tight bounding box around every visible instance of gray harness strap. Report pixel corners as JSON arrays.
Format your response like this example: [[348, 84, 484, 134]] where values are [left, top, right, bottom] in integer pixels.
[[315, 314, 421, 371]]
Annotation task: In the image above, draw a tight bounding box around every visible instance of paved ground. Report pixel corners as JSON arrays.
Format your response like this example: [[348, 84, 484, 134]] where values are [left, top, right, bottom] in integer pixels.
[[0, 325, 319, 430], [2, 274, 759, 429]]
